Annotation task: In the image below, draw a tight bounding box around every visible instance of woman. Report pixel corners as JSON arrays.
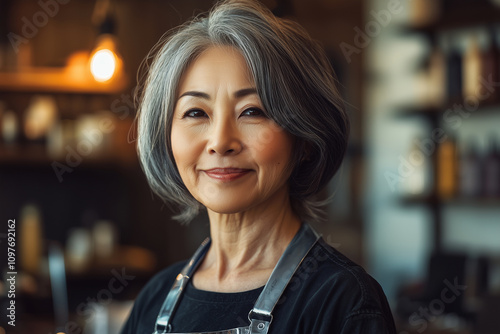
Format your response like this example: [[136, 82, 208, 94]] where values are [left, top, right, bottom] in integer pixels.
[[122, 0, 396, 333]]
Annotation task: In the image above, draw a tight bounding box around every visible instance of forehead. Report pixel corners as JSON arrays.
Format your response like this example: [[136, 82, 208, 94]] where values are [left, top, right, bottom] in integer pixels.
[[177, 46, 255, 93]]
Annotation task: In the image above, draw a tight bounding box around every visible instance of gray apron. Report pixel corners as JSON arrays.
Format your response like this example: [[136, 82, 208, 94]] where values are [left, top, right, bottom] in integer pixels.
[[153, 223, 320, 334]]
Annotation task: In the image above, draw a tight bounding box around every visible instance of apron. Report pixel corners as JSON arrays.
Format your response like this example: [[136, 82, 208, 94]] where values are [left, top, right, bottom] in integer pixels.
[[153, 223, 320, 334]]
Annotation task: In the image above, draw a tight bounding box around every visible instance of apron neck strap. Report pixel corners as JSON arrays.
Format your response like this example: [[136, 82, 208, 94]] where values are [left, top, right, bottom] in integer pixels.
[[247, 223, 320, 334], [155, 238, 211, 334], [154, 223, 320, 334]]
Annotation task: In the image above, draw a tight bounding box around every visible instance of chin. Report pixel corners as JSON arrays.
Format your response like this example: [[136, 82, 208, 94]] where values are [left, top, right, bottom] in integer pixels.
[[205, 203, 251, 215], [202, 197, 258, 216]]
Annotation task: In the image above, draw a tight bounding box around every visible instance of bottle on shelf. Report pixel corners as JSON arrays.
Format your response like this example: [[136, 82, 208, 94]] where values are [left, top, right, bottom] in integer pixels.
[[437, 133, 458, 200], [462, 34, 482, 100], [19, 204, 44, 275], [0, 102, 19, 146], [409, 0, 441, 27], [482, 134, 500, 198], [23, 95, 58, 144], [402, 136, 433, 197], [458, 137, 482, 198], [66, 228, 92, 273], [446, 36, 464, 103], [92, 220, 117, 259], [482, 27, 499, 102], [427, 45, 446, 107]]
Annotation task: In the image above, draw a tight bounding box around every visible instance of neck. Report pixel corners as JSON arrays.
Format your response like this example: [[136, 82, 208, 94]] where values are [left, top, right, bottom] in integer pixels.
[[199, 191, 301, 289]]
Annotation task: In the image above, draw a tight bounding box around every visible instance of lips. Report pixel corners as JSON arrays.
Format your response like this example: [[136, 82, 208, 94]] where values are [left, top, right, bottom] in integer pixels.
[[203, 168, 252, 182]]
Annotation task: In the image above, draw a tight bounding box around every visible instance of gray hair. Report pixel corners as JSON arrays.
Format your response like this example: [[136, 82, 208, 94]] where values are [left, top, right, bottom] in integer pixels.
[[136, 0, 349, 224]]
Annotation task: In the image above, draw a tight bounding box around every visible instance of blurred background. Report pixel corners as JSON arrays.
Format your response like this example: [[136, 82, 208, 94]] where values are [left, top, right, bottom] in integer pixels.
[[0, 0, 499, 333]]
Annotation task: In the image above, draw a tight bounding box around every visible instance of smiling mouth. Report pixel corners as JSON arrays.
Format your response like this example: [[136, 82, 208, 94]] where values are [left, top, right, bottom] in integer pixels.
[[203, 168, 252, 182]]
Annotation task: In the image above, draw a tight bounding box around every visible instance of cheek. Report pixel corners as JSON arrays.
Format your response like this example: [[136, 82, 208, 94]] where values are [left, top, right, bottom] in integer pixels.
[[250, 126, 294, 168], [171, 124, 199, 169]]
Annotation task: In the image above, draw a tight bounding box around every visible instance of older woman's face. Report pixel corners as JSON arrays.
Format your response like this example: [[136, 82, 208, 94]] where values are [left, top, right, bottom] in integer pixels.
[[171, 46, 294, 215]]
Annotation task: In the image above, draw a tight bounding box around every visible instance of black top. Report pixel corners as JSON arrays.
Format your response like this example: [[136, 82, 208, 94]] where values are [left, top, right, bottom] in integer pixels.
[[121, 238, 396, 334]]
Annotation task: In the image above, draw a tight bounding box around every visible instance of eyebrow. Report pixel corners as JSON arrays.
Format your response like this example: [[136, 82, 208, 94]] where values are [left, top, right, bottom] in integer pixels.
[[178, 88, 258, 100]]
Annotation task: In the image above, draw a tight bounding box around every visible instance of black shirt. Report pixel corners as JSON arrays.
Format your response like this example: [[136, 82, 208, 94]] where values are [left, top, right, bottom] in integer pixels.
[[121, 238, 396, 333]]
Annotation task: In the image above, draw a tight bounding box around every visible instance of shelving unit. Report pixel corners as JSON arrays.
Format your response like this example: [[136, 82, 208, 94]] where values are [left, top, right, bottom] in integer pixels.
[[396, 2, 500, 253], [0, 63, 144, 257], [0, 64, 135, 165]]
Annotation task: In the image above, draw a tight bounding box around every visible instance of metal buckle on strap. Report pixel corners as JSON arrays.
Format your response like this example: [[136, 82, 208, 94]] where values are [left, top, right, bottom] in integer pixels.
[[153, 323, 172, 334], [248, 318, 271, 334], [248, 310, 273, 334]]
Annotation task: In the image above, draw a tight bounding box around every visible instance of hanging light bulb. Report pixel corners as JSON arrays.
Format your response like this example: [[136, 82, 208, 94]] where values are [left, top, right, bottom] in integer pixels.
[[89, 13, 122, 82], [90, 36, 119, 82]]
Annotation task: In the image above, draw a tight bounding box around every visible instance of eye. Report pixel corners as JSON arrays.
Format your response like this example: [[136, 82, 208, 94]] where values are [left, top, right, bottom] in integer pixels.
[[182, 109, 208, 118], [240, 107, 266, 117]]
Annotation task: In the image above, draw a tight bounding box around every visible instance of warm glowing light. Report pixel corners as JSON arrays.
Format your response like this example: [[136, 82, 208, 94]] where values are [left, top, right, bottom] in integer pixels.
[[90, 49, 116, 82]]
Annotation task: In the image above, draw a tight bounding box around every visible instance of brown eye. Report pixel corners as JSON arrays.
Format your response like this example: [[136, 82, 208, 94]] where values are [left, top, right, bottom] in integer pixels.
[[183, 109, 208, 118], [240, 108, 266, 117]]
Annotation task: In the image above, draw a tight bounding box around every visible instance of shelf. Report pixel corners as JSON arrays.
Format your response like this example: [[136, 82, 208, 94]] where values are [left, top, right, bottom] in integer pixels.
[[401, 2, 500, 36], [0, 143, 137, 169], [0, 67, 127, 94], [394, 98, 500, 120], [400, 194, 435, 205], [401, 194, 500, 207], [442, 197, 500, 208], [65, 245, 157, 277]]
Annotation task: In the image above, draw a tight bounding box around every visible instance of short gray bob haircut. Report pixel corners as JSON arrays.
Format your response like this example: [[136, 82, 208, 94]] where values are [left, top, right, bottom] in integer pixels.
[[136, 0, 350, 224]]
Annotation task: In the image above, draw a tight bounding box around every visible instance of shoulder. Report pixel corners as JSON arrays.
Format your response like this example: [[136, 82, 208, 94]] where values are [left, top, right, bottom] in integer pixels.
[[121, 261, 187, 334], [292, 238, 386, 307], [306, 239, 385, 299], [274, 238, 396, 333]]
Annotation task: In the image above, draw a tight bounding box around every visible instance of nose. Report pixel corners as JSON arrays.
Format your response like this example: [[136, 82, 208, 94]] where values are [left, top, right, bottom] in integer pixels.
[[206, 116, 243, 155]]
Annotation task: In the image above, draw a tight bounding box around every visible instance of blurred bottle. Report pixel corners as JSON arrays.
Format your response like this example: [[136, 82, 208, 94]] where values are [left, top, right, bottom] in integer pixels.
[[446, 38, 463, 103], [410, 0, 441, 27], [92, 220, 117, 259], [462, 35, 482, 99], [427, 46, 446, 107], [66, 228, 92, 273], [403, 137, 433, 197], [24, 95, 58, 144], [47, 120, 64, 158], [1, 105, 19, 146], [437, 134, 458, 199], [19, 204, 44, 275], [459, 138, 482, 198], [482, 27, 499, 101], [483, 135, 500, 197]]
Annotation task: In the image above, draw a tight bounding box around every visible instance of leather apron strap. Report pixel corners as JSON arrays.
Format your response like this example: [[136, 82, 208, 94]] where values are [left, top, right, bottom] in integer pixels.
[[155, 238, 211, 333], [153, 223, 320, 334]]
